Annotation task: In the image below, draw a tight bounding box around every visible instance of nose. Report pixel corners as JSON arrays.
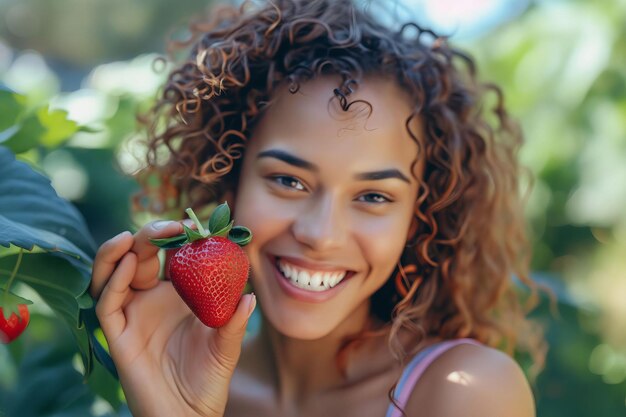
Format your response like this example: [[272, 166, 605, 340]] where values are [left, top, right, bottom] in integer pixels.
[[291, 194, 348, 252]]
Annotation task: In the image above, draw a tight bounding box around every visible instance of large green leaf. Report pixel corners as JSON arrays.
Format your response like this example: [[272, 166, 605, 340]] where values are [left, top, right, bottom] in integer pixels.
[[0, 253, 92, 373], [0, 146, 109, 378], [0, 146, 97, 266], [0, 220, 92, 278]]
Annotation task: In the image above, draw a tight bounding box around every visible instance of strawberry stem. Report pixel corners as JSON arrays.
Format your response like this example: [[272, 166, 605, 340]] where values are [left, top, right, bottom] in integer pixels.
[[3, 249, 23, 296], [185, 208, 208, 237]]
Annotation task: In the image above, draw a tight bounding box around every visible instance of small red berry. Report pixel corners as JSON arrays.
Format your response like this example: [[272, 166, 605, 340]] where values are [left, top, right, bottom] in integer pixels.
[[0, 304, 30, 344]]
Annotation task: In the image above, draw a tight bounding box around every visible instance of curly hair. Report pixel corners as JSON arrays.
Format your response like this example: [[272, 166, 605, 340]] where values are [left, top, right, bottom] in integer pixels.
[[137, 0, 547, 412]]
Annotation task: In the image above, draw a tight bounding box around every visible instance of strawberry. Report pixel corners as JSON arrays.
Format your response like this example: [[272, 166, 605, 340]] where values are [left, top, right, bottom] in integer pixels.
[[151, 203, 252, 328], [1, 257, 33, 344], [0, 303, 30, 344]]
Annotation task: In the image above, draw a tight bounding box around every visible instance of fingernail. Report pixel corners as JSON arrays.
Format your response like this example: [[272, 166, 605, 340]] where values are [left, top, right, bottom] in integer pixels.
[[153, 220, 174, 230], [246, 293, 256, 320], [182, 219, 196, 228]]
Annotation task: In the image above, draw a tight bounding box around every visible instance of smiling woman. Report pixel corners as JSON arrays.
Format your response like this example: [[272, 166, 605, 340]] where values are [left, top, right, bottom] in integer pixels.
[[235, 77, 420, 341], [89, 0, 545, 416]]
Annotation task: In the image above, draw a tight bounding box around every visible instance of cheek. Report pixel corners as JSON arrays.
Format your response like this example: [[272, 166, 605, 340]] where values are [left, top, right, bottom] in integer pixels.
[[234, 178, 293, 249], [356, 214, 411, 278]]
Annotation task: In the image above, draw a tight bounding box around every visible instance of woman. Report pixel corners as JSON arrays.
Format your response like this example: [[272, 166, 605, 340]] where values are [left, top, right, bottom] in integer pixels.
[[90, 0, 544, 415]]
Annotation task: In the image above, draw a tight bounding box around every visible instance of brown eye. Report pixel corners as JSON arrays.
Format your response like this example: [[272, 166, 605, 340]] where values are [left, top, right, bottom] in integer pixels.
[[358, 193, 391, 204], [272, 175, 306, 191]]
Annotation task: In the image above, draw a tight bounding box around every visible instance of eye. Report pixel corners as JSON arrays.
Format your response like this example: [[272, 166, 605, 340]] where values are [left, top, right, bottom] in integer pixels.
[[271, 175, 306, 191], [358, 193, 392, 204]]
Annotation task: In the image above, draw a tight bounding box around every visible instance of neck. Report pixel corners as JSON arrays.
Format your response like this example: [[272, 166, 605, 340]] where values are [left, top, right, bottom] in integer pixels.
[[261, 299, 376, 407]]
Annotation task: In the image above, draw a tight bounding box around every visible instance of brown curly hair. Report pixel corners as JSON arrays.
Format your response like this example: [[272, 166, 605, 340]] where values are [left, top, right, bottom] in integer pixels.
[[137, 0, 547, 412]]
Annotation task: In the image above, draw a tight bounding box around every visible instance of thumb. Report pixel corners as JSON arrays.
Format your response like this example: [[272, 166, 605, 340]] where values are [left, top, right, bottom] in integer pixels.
[[212, 293, 256, 370]]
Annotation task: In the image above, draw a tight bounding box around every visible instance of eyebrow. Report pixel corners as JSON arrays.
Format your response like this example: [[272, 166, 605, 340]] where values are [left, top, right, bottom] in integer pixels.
[[257, 149, 317, 171], [355, 169, 411, 184], [257, 148, 411, 184]]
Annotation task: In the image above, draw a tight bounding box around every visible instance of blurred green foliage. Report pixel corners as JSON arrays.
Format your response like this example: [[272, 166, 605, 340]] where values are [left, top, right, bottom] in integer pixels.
[[0, 0, 212, 68], [464, 0, 626, 414], [0, 0, 625, 416]]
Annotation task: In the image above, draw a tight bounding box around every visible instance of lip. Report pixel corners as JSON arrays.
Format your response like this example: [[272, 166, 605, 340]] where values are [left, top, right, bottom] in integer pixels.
[[270, 255, 355, 303], [277, 255, 353, 273]]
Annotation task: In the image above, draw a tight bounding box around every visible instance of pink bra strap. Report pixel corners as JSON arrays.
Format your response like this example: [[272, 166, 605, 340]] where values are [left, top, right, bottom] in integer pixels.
[[387, 338, 482, 417]]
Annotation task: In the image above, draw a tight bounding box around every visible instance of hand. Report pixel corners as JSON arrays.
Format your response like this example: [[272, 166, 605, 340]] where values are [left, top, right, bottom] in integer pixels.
[[90, 221, 256, 417]]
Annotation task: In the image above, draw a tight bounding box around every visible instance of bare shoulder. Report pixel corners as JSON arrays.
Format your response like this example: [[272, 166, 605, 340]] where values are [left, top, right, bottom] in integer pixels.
[[404, 342, 536, 417]]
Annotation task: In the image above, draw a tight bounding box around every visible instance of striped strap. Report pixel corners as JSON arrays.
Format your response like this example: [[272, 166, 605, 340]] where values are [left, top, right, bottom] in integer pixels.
[[386, 338, 482, 417]]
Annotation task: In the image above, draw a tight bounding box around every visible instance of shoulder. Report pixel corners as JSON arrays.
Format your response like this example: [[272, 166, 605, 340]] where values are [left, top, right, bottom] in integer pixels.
[[404, 342, 536, 417]]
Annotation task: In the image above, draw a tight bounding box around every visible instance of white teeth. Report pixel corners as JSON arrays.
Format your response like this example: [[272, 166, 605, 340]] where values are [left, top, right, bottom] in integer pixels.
[[310, 272, 322, 287], [322, 272, 333, 288], [298, 270, 311, 286], [328, 274, 338, 288], [278, 259, 347, 292]]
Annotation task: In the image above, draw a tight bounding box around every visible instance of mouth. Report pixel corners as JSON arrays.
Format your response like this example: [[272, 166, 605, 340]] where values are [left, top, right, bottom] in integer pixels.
[[272, 256, 355, 293]]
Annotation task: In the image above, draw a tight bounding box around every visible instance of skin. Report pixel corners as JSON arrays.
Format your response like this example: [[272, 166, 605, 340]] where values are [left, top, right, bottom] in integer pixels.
[[91, 76, 535, 417]]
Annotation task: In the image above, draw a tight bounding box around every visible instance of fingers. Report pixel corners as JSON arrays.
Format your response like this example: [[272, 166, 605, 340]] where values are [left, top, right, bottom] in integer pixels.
[[91, 231, 134, 299], [212, 293, 256, 370], [132, 220, 184, 261], [131, 220, 186, 290], [95, 252, 138, 341]]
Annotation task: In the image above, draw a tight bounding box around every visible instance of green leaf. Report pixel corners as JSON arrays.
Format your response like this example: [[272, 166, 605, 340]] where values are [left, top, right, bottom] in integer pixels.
[[0, 88, 24, 132], [37, 107, 79, 148], [0, 290, 33, 320], [212, 220, 234, 238], [0, 113, 45, 154], [0, 147, 97, 271], [0, 222, 92, 276], [0, 147, 97, 375], [183, 224, 205, 242], [77, 290, 94, 309], [150, 234, 188, 249], [0, 124, 20, 144], [208, 202, 231, 234], [229, 226, 253, 246], [83, 308, 119, 381], [0, 253, 91, 372], [0, 105, 80, 154]]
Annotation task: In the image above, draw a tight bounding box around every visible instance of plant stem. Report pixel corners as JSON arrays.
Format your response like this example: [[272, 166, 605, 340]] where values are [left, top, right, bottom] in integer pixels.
[[185, 207, 207, 236], [4, 249, 23, 295]]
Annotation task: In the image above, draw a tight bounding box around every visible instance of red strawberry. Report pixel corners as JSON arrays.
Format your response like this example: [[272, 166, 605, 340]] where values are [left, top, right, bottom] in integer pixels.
[[1, 283, 33, 344], [0, 304, 30, 344], [151, 202, 252, 328]]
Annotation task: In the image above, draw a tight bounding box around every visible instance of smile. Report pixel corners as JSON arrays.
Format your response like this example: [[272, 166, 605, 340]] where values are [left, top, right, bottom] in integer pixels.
[[276, 258, 348, 293]]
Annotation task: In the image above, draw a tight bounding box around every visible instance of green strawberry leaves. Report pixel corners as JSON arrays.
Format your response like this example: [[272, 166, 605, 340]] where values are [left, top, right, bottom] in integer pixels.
[[212, 220, 234, 238], [229, 226, 253, 246], [0, 290, 33, 321], [183, 224, 206, 241], [148, 234, 188, 249], [209, 203, 231, 234], [150, 202, 252, 249]]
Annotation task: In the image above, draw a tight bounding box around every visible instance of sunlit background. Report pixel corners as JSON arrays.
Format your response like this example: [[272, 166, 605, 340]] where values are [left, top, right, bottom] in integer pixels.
[[1, 0, 625, 416]]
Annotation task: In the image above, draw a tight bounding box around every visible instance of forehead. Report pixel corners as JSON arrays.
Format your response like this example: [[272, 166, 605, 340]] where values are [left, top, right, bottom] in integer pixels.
[[250, 76, 422, 174]]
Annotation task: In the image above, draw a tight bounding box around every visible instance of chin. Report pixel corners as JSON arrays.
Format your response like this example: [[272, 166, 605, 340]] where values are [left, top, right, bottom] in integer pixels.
[[265, 309, 342, 341]]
